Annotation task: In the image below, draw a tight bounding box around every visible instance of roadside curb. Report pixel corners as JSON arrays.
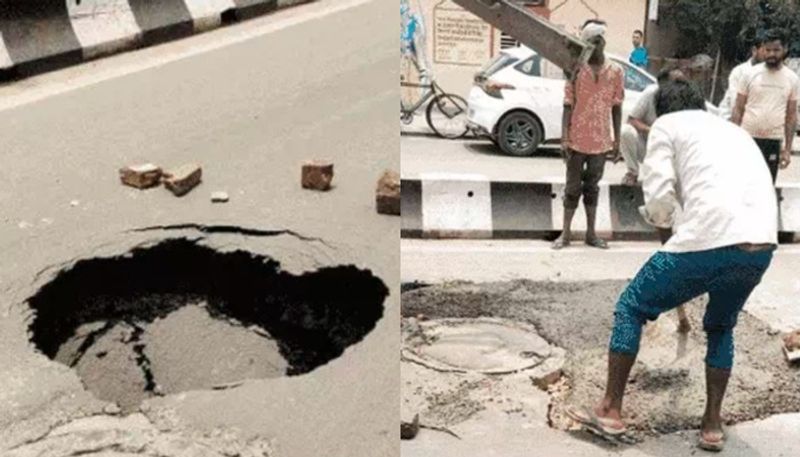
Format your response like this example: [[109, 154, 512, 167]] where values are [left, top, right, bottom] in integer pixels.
[[401, 174, 800, 241], [0, 0, 312, 80]]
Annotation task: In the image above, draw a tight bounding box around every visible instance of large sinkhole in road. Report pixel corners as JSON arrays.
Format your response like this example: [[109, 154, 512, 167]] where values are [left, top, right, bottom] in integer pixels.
[[27, 238, 388, 413]]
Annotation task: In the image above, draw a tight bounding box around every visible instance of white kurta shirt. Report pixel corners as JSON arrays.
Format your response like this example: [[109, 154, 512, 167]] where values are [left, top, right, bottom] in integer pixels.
[[640, 110, 778, 252]]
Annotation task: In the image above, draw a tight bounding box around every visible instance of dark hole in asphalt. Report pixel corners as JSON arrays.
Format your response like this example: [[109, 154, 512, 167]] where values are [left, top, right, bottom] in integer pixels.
[[27, 238, 388, 412]]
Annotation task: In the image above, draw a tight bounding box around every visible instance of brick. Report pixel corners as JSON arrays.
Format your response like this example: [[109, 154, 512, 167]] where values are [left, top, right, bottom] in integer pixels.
[[376, 170, 400, 215], [119, 163, 162, 189], [163, 164, 202, 196], [301, 160, 334, 191], [784, 330, 800, 351]]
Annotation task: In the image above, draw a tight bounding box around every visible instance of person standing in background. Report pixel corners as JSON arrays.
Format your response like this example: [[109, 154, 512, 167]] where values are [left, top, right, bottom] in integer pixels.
[[619, 67, 687, 186], [719, 39, 765, 120], [552, 20, 624, 250], [629, 30, 649, 69], [732, 29, 798, 183]]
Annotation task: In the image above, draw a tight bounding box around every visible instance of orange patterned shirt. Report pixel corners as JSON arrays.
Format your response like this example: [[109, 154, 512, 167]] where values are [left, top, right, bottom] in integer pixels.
[[564, 61, 625, 154]]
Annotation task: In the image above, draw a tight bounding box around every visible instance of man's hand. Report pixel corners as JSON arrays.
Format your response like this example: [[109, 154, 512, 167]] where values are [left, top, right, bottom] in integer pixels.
[[609, 141, 621, 163], [780, 149, 792, 169], [561, 138, 570, 162]]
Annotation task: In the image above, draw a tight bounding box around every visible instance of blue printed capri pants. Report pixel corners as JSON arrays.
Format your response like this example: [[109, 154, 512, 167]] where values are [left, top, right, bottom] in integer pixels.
[[609, 245, 774, 369]]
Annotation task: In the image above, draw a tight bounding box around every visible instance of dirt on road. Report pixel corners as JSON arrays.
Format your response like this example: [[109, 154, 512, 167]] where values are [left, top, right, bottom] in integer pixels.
[[401, 280, 800, 440]]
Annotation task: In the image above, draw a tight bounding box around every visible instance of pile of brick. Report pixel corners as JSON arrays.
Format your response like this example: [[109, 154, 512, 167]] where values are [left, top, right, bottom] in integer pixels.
[[119, 163, 203, 197], [120, 161, 400, 215]]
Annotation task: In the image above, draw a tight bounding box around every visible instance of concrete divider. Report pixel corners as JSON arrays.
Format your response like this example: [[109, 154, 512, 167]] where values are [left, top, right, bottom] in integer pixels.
[[0, 0, 83, 76], [0, 0, 314, 79], [128, 0, 195, 45], [402, 174, 800, 241], [68, 0, 141, 59], [184, 0, 237, 32]]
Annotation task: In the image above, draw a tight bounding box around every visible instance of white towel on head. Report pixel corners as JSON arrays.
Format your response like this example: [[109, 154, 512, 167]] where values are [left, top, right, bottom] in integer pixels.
[[581, 22, 606, 41]]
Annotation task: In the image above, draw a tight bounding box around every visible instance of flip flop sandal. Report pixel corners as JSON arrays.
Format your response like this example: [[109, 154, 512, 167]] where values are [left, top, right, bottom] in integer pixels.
[[551, 238, 571, 250], [565, 405, 627, 439], [585, 238, 609, 249], [698, 431, 725, 452]]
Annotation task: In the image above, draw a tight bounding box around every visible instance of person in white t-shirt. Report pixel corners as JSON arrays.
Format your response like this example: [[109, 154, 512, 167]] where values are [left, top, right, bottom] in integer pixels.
[[718, 40, 765, 120], [566, 80, 776, 452], [619, 67, 686, 186], [732, 29, 799, 183]]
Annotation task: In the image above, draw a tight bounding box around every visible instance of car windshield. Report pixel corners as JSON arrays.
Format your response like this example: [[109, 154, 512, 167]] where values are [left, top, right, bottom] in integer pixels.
[[614, 60, 655, 92], [479, 53, 519, 78]]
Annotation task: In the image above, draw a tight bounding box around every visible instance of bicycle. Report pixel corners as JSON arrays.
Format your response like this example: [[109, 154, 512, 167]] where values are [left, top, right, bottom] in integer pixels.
[[400, 57, 469, 139]]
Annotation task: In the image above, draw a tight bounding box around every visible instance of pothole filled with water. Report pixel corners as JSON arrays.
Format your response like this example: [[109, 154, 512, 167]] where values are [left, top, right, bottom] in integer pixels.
[[401, 280, 800, 439], [27, 238, 388, 412]]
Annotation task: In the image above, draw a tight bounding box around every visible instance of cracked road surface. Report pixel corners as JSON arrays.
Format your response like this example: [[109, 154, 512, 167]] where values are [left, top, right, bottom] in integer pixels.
[[0, 0, 397, 456]]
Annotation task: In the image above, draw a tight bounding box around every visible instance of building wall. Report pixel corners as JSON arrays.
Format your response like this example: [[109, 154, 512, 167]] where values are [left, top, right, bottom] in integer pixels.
[[549, 0, 646, 58], [405, 0, 646, 99]]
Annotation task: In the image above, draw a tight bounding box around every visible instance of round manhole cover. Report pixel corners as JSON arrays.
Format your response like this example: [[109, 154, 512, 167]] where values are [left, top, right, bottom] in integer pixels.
[[402, 317, 559, 374]]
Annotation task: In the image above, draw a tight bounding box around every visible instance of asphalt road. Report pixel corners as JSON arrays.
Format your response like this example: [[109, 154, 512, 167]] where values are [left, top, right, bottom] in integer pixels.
[[0, 0, 398, 456], [401, 238, 800, 457], [401, 133, 800, 185]]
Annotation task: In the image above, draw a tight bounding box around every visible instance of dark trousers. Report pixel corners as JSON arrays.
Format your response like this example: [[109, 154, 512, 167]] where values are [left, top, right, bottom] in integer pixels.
[[564, 150, 606, 210], [754, 138, 780, 183]]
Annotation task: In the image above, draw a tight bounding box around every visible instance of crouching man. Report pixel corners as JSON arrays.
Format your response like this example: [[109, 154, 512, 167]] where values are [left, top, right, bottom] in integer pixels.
[[566, 80, 777, 452]]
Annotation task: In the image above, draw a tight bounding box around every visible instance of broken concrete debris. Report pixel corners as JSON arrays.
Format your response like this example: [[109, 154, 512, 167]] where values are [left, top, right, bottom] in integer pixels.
[[783, 330, 800, 362], [119, 162, 202, 197], [301, 160, 334, 191], [376, 170, 400, 215], [163, 164, 202, 196], [401, 413, 420, 440], [211, 191, 229, 203], [119, 163, 163, 189], [530, 368, 563, 391]]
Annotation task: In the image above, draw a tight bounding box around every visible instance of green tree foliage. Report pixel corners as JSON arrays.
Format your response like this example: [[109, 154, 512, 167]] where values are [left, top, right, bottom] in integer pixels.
[[662, 0, 800, 60]]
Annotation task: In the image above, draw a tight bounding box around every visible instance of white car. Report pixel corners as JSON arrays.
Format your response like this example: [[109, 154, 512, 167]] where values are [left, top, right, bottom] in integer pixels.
[[467, 46, 706, 156]]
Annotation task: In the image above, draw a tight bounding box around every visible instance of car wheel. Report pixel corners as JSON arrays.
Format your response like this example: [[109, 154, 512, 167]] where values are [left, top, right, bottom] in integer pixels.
[[496, 112, 543, 157]]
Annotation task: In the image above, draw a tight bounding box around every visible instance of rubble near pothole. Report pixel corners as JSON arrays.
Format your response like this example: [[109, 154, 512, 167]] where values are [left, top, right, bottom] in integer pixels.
[[26, 238, 388, 413], [400, 316, 566, 434], [401, 280, 800, 439]]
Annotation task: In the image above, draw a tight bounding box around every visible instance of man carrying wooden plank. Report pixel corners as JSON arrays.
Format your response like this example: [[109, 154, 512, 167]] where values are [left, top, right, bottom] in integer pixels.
[[552, 20, 624, 250]]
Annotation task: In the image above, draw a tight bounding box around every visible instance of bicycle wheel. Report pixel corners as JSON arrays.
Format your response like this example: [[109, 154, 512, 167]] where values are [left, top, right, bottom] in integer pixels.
[[425, 93, 469, 139]]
